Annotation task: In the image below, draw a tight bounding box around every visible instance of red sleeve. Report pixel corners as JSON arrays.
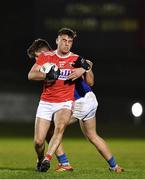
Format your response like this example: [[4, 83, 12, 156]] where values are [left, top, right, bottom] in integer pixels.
[[36, 53, 49, 66]]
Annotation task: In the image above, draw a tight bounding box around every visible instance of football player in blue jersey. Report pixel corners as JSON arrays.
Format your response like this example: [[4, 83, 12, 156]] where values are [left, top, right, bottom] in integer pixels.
[[27, 38, 124, 173], [55, 64, 124, 173]]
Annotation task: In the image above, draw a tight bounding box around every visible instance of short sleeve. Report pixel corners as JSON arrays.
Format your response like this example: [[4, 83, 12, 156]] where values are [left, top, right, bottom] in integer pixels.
[[36, 53, 50, 66]]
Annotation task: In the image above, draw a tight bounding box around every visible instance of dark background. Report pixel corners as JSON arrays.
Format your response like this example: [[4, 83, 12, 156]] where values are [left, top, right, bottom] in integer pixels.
[[0, 0, 145, 138]]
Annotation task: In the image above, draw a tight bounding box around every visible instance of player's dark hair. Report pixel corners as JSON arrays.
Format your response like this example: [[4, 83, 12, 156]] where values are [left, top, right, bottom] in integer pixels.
[[27, 38, 52, 58], [57, 28, 77, 39]]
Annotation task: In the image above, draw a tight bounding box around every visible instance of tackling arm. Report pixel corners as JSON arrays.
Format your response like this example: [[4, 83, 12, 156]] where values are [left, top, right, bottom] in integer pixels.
[[68, 59, 94, 86], [84, 69, 94, 87], [83, 60, 94, 87]]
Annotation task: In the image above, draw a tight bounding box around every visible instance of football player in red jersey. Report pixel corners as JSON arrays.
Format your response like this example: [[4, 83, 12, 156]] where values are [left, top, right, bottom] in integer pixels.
[[28, 28, 80, 172], [28, 37, 124, 173]]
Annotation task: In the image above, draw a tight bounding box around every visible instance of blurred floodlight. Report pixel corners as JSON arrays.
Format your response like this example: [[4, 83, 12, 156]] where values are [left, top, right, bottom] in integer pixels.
[[131, 102, 143, 117]]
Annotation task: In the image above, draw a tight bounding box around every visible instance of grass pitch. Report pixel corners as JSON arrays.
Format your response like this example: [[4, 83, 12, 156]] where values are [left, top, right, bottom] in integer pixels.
[[0, 137, 145, 179]]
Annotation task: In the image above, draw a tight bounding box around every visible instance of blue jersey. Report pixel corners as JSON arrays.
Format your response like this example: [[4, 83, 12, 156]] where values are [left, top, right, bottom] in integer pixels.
[[74, 78, 92, 100]]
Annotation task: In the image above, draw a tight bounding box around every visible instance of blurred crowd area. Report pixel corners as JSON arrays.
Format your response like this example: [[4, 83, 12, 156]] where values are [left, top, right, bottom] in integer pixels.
[[1, 0, 145, 94], [0, 0, 145, 128]]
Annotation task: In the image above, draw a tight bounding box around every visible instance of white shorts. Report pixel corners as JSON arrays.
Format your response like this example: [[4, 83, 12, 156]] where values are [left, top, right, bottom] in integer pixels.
[[72, 91, 98, 121], [36, 100, 73, 121]]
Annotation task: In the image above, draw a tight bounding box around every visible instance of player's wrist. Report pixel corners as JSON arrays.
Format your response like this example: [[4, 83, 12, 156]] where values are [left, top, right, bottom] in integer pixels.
[[73, 56, 91, 71], [85, 60, 93, 72], [38, 69, 47, 79]]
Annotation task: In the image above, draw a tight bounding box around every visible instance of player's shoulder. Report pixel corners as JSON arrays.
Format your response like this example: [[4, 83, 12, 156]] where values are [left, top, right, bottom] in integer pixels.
[[70, 52, 78, 57], [36, 51, 55, 64], [41, 50, 55, 57], [68, 52, 79, 61], [37, 52, 53, 60]]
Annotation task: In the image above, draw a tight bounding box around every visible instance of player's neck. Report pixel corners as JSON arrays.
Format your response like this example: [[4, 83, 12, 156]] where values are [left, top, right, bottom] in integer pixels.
[[56, 49, 71, 58]]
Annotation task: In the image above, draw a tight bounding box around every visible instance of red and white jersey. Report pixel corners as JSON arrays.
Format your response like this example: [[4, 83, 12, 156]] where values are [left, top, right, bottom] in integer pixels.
[[36, 50, 78, 103]]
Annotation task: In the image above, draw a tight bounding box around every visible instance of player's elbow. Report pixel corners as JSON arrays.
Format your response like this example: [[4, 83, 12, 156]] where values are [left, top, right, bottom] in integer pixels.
[[28, 72, 34, 80], [86, 77, 94, 87], [88, 80, 94, 87]]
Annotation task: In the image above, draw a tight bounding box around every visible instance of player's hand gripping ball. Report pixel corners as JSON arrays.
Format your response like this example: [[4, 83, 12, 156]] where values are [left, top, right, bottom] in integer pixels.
[[40, 62, 60, 82]]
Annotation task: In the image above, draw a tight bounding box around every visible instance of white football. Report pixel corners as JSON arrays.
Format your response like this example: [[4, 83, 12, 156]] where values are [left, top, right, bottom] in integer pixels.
[[40, 62, 58, 74]]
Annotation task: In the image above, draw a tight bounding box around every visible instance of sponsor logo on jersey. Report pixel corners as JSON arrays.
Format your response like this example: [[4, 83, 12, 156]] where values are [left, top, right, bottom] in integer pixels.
[[58, 69, 72, 80]]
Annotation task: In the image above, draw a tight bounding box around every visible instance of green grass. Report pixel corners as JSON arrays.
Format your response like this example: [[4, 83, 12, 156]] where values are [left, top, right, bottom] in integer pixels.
[[0, 137, 145, 179]]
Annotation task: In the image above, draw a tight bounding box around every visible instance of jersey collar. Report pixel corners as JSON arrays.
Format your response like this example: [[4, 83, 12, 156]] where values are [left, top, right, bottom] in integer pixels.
[[55, 50, 71, 58]]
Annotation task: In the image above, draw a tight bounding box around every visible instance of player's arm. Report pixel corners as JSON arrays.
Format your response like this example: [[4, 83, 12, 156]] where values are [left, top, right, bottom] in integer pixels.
[[68, 68, 86, 81], [28, 62, 60, 82], [68, 56, 91, 81], [28, 63, 46, 81], [68, 59, 94, 86], [83, 60, 94, 86], [84, 69, 94, 86]]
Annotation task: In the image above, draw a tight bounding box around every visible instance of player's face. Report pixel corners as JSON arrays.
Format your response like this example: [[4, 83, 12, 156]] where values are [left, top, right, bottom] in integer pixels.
[[56, 35, 73, 54]]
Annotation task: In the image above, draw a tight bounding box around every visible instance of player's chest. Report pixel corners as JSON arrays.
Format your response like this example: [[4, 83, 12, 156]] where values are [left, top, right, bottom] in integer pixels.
[[51, 57, 75, 69]]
